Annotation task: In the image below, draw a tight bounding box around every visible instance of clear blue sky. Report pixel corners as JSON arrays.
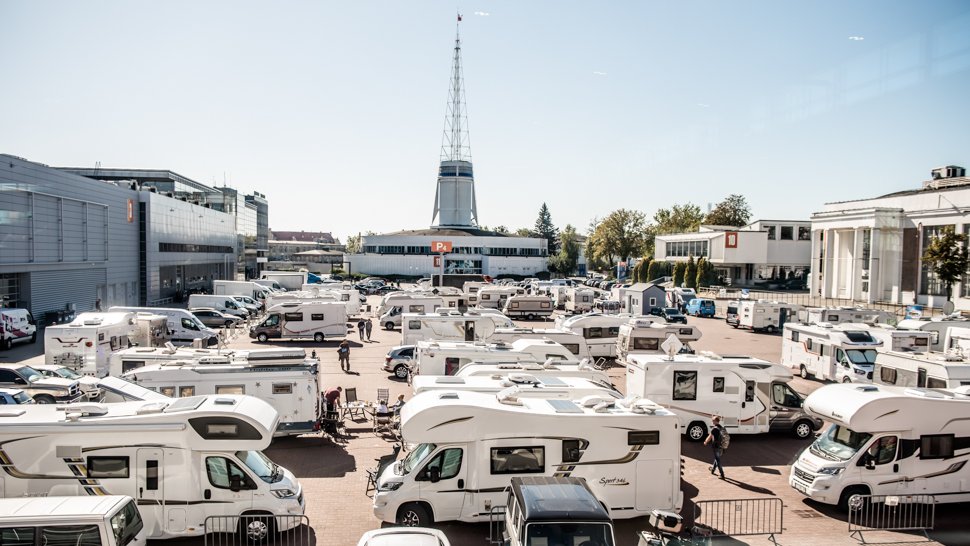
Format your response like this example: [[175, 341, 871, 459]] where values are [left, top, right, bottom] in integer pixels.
[[2, 1, 969, 243]]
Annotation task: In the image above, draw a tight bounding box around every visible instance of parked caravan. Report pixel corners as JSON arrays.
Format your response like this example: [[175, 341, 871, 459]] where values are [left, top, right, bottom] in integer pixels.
[[122, 356, 319, 436], [380, 297, 446, 330], [401, 310, 513, 346], [131, 313, 170, 348], [790, 383, 970, 510], [555, 313, 642, 359], [477, 286, 525, 310], [452, 360, 612, 385], [302, 286, 363, 317], [546, 285, 567, 310], [261, 271, 308, 291], [186, 294, 250, 318], [108, 346, 311, 377], [251, 301, 349, 342], [626, 353, 821, 441], [501, 477, 615, 546], [377, 291, 461, 316], [97, 376, 172, 403], [0, 395, 304, 540], [725, 300, 740, 327], [0, 307, 37, 350], [372, 390, 682, 526], [782, 323, 883, 383], [0, 496, 146, 546], [798, 307, 895, 326], [213, 280, 272, 303], [414, 339, 575, 376], [502, 295, 554, 320], [411, 374, 619, 399], [110, 307, 218, 348], [873, 350, 970, 388], [44, 312, 139, 378], [734, 300, 802, 333], [838, 322, 931, 353], [563, 288, 595, 314], [666, 287, 697, 311], [896, 317, 970, 352], [488, 327, 589, 358], [265, 289, 360, 318], [616, 319, 702, 362]]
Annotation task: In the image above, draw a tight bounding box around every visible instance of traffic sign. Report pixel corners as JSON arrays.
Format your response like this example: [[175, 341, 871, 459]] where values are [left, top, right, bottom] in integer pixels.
[[431, 241, 453, 253]]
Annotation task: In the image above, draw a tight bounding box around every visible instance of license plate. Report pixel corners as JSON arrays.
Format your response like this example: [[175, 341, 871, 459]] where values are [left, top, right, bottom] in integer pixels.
[[793, 481, 808, 494]]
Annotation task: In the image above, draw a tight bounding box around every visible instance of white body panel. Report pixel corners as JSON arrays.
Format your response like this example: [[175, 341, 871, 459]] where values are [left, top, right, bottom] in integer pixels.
[[110, 307, 218, 348], [260, 271, 308, 292], [44, 312, 139, 378], [488, 328, 589, 358], [736, 300, 802, 332], [251, 301, 348, 342], [616, 319, 702, 362], [452, 361, 611, 385], [797, 307, 894, 326], [873, 350, 970, 388], [414, 339, 574, 376], [782, 323, 884, 383], [502, 295, 554, 319], [555, 313, 640, 358], [401, 311, 513, 346], [564, 288, 595, 313], [476, 287, 524, 310]]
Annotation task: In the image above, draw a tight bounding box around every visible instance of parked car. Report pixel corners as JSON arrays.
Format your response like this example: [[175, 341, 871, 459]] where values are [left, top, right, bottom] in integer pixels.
[[190, 307, 244, 328], [357, 528, 450, 546], [383, 345, 415, 380], [661, 307, 688, 324], [372, 285, 400, 296], [0, 387, 34, 405], [686, 298, 717, 318], [32, 364, 103, 400], [0, 364, 83, 404]]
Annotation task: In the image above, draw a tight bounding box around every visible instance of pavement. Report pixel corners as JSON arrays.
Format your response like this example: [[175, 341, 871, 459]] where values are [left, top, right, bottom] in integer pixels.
[[4, 297, 968, 546]]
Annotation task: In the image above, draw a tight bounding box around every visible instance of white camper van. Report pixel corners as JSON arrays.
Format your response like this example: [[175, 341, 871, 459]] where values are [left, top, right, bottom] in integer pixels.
[[213, 280, 272, 304], [401, 310, 513, 346], [896, 317, 970, 352], [477, 286, 524, 310], [414, 339, 575, 376], [563, 287, 595, 314], [502, 295, 554, 320], [782, 323, 884, 383], [110, 307, 218, 347], [379, 297, 445, 330], [0, 395, 304, 540], [555, 313, 641, 359], [108, 346, 310, 376], [733, 300, 802, 333], [615, 319, 702, 362], [0, 307, 37, 350], [250, 301, 349, 342], [411, 374, 619, 399], [187, 294, 250, 318], [0, 495, 146, 546], [838, 322, 931, 353], [790, 383, 970, 510], [372, 390, 682, 526], [625, 353, 822, 441], [44, 312, 139, 378], [873, 350, 970, 388], [452, 360, 612, 385], [798, 307, 895, 326], [488, 327, 589, 357]]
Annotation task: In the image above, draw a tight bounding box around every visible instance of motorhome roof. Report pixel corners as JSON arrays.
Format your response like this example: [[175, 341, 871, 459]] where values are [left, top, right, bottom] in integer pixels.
[[0, 495, 132, 518], [804, 383, 970, 431], [512, 476, 611, 522], [55, 311, 133, 328], [625, 353, 792, 380]]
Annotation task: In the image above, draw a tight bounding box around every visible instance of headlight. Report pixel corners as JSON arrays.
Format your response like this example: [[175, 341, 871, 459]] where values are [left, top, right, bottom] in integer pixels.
[[378, 481, 403, 492], [271, 489, 297, 498], [854, 368, 866, 375], [816, 467, 843, 476]]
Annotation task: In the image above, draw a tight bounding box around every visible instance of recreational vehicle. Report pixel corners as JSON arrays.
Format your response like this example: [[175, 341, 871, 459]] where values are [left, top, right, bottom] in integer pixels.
[[44, 312, 139, 377], [501, 477, 615, 546], [131, 312, 170, 348], [477, 286, 525, 310], [615, 319, 702, 362], [488, 327, 589, 357], [782, 323, 884, 383], [302, 286, 363, 317], [873, 350, 970, 388], [213, 280, 272, 303], [555, 313, 643, 359], [0, 395, 305, 540], [838, 322, 931, 353], [896, 317, 970, 351], [110, 307, 218, 347], [401, 310, 513, 346], [108, 346, 311, 377], [0, 496, 146, 546], [502, 295, 554, 320], [666, 287, 697, 311], [372, 390, 682, 526], [797, 307, 895, 326], [452, 360, 612, 385], [411, 374, 619, 399], [414, 339, 575, 376], [563, 287, 595, 314], [250, 301, 349, 342], [546, 285, 567, 310], [625, 353, 822, 441], [790, 383, 970, 510], [261, 271, 307, 291], [733, 300, 802, 333], [0, 307, 36, 350], [186, 294, 250, 318], [379, 297, 446, 330], [97, 376, 172, 403]]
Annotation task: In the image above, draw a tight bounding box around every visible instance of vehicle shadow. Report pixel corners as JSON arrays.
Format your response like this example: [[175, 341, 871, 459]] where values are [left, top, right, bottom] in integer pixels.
[[266, 436, 357, 478], [682, 434, 812, 467]]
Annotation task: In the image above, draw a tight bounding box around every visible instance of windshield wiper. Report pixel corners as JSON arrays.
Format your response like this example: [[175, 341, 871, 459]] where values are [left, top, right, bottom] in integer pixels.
[[809, 443, 840, 461]]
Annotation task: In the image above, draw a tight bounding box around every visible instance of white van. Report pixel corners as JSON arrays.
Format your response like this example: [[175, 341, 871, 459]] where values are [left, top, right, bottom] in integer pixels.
[[502, 295, 554, 320], [414, 339, 574, 376], [379, 297, 445, 330], [402, 310, 513, 346], [790, 383, 970, 510], [186, 294, 250, 318], [734, 300, 802, 333], [44, 312, 139, 378], [110, 307, 218, 347], [782, 322, 883, 382], [0, 495, 146, 546], [616, 319, 702, 362], [873, 350, 970, 388], [0, 308, 37, 350], [250, 301, 349, 342]]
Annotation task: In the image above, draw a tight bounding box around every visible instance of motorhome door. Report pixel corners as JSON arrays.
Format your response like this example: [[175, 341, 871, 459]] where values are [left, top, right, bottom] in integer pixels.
[[858, 435, 907, 495], [137, 448, 166, 534], [464, 321, 475, 342], [417, 447, 466, 521]]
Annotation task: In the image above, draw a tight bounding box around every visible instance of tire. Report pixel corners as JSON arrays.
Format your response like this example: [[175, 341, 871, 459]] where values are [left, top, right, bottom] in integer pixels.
[[686, 421, 708, 442], [0, 338, 9, 350], [394, 365, 410, 380], [225, 320, 235, 327], [767, 326, 777, 334], [257, 333, 269, 343], [731, 323, 739, 329], [842, 376, 852, 383], [238, 515, 275, 544], [793, 419, 815, 439], [397, 503, 432, 527], [29, 333, 37, 344], [385, 322, 395, 331], [527, 314, 536, 321], [314, 333, 325, 343], [838, 485, 870, 512], [800, 365, 811, 380], [35, 395, 56, 404]]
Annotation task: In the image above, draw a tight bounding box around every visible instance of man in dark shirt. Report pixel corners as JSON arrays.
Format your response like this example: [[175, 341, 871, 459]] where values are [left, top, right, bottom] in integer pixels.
[[323, 386, 342, 414], [704, 415, 726, 479]]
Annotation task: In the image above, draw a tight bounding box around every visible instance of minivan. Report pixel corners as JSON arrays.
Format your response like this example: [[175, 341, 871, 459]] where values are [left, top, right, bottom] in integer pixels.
[[686, 298, 716, 318], [0, 495, 146, 546]]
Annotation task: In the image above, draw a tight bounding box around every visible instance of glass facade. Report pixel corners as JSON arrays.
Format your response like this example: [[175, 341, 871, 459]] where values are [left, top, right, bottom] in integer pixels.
[[665, 240, 710, 257], [920, 225, 952, 297]]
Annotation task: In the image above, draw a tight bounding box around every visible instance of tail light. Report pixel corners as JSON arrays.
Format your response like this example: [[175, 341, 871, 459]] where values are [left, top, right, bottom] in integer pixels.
[[85, 341, 93, 347], [385, 357, 392, 363]]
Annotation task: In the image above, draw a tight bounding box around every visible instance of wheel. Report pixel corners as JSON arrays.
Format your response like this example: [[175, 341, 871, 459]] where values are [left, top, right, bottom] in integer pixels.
[[767, 326, 777, 334], [527, 314, 536, 321], [34, 395, 56, 404], [394, 365, 410, 380], [238, 515, 274, 544], [397, 503, 432, 527], [225, 320, 235, 327], [257, 333, 269, 343], [793, 419, 815, 439], [686, 421, 708, 442], [29, 333, 37, 344], [0, 338, 9, 350], [314, 332, 325, 342], [385, 322, 395, 330], [731, 323, 739, 329], [838, 486, 870, 512], [842, 376, 852, 384], [800, 365, 811, 380]]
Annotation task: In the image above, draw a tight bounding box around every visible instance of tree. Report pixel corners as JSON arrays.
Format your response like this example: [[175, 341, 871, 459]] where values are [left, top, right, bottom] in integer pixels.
[[673, 262, 687, 287], [345, 234, 362, 253], [587, 209, 649, 269], [534, 203, 559, 255], [631, 260, 643, 283], [922, 226, 970, 301], [685, 256, 698, 290], [646, 203, 705, 255], [481, 225, 510, 234], [696, 258, 717, 288], [705, 194, 752, 227], [515, 227, 535, 238], [639, 258, 652, 283], [558, 224, 580, 275]]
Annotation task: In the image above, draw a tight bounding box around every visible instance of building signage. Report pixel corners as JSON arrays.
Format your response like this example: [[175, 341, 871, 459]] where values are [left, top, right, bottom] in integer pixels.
[[431, 240, 453, 253], [725, 232, 738, 248], [127, 199, 134, 223], [434, 255, 442, 268]]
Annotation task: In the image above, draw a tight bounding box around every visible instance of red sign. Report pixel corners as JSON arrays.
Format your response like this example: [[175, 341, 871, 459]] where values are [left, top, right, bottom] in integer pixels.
[[725, 232, 739, 248], [127, 199, 134, 223], [431, 240, 453, 253], [434, 256, 442, 268]]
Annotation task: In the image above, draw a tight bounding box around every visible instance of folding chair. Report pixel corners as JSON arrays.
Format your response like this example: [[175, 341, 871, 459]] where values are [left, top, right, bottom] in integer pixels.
[[376, 388, 389, 405], [374, 410, 393, 435], [366, 445, 401, 494], [344, 387, 366, 420]]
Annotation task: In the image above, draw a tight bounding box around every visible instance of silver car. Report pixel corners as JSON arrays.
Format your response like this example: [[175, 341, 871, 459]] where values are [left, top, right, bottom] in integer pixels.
[[191, 307, 244, 328], [383, 345, 415, 380]]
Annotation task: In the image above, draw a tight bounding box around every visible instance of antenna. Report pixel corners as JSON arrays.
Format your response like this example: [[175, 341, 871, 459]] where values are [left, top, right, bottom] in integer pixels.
[[440, 15, 472, 163]]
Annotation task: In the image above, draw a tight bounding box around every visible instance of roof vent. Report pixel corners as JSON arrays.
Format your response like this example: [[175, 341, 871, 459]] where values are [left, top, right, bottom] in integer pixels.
[[135, 402, 168, 415], [854, 385, 879, 392], [578, 395, 614, 408], [58, 403, 109, 416], [213, 398, 236, 405], [905, 388, 946, 399], [508, 373, 539, 385], [496, 387, 522, 405], [438, 392, 460, 400]]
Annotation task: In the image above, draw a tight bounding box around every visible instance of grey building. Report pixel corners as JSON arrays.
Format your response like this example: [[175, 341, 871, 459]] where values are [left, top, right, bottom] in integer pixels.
[[620, 283, 667, 315]]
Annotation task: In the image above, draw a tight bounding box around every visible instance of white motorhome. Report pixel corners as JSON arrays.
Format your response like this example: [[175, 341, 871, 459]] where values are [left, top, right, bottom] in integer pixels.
[[626, 353, 822, 441], [0, 307, 37, 350], [97, 376, 173, 403], [666, 287, 697, 310], [265, 289, 360, 318], [797, 307, 895, 326], [372, 390, 682, 526], [110, 307, 219, 347], [44, 312, 139, 378], [379, 297, 446, 330], [411, 374, 619, 399], [122, 356, 319, 436], [250, 301, 349, 343], [616, 319, 702, 362], [0, 495, 146, 546], [896, 317, 970, 352], [303, 286, 363, 317], [873, 350, 970, 388], [839, 322, 931, 354], [108, 346, 310, 376], [414, 339, 575, 376], [186, 294, 250, 318], [733, 300, 802, 333], [477, 286, 525, 310], [555, 313, 640, 358], [563, 287, 595, 314], [0, 395, 304, 540], [790, 383, 970, 510], [488, 327, 589, 358], [502, 295, 554, 320], [452, 360, 612, 385], [131, 312, 170, 348], [782, 323, 884, 383], [546, 285, 567, 310], [213, 280, 272, 303], [401, 310, 514, 346]]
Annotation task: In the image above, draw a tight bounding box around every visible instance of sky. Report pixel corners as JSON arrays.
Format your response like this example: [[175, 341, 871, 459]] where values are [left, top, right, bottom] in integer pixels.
[[2, 1, 969, 244]]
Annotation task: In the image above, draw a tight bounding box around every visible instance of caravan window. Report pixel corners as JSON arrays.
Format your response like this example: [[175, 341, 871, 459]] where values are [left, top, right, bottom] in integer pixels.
[[216, 385, 245, 395], [744, 381, 755, 403], [408, 304, 425, 312], [311, 313, 325, 321], [584, 327, 603, 339], [673, 371, 697, 400], [87, 456, 129, 478], [540, 301, 551, 309], [490, 447, 544, 474], [283, 312, 303, 321], [122, 360, 145, 373], [562, 343, 580, 355], [633, 337, 659, 351], [772, 383, 801, 408], [921, 434, 955, 459], [408, 320, 422, 330], [205, 456, 255, 490], [879, 367, 897, 384], [927, 377, 947, 389], [791, 331, 799, 342], [158, 386, 176, 397], [608, 327, 621, 336], [179, 386, 195, 398], [712, 377, 725, 393], [481, 294, 491, 300], [562, 440, 582, 463], [628, 431, 660, 445], [273, 383, 293, 394]]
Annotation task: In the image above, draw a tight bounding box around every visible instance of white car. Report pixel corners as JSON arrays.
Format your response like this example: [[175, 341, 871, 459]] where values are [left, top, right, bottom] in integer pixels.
[[357, 528, 450, 546], [32, 364, 103, 400]]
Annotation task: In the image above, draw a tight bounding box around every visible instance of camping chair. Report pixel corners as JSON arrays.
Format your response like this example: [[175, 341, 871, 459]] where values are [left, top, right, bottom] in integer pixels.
[[376, 388, 389, 406], [344, 388, 366, 420], [374, 408, 394, 435], [366, 445, 401, 495]]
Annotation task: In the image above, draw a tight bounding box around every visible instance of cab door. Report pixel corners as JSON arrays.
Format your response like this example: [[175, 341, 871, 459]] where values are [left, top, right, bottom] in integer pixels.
[[417, 447, 466, 521], [858, 435, 903, 495], [201, 455, 255, 531]]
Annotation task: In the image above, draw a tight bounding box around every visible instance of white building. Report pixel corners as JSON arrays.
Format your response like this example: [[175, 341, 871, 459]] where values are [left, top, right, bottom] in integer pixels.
[[810, 165, 970, 309], [653, 220, 811, 287]]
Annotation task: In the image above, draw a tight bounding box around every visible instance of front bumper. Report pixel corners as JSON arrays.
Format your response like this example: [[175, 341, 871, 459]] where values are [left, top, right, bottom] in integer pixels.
[[789, 465, 839, 505]]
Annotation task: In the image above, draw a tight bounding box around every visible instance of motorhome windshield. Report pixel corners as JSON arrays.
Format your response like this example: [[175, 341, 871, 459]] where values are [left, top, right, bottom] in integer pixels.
[[402, 443, 436, 474], [844, 349, 878, 366], [525, 523, 614, 546], [236, 450, 282, 483], [17, 367, 43, 383], [813, 425, 873, 462]]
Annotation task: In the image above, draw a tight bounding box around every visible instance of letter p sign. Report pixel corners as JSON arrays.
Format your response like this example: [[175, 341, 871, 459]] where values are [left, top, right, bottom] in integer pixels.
[[431, 241, 453, 253]]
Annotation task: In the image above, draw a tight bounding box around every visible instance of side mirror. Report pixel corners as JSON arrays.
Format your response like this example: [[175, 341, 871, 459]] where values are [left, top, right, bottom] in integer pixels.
[[428, 467, 441, 483], [229, 475, 242, 492]]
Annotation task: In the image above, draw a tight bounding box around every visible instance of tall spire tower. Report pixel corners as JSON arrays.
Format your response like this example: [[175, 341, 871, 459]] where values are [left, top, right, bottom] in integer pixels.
[[432, 14, 478, 227]]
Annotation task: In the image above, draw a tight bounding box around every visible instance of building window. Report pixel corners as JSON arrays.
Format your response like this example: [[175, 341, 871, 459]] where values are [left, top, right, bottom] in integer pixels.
[[766, 226, 776, 240], [862, 229, 872, 269], [780, 226, 794, 240], [798, 226, 811, 241]]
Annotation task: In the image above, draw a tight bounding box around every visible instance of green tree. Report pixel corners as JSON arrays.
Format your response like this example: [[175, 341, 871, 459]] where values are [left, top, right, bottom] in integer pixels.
[[645, 203, 705, 255], [696, 258, 717, 288], [639, 258, 652, 283], [685, 256, 698, 290], [673, 261, 687, 287], [558, 224, 580, 276], [481, 225, 510, 234], [646, 260, 661, 282], [705, 194, 752, 227], [534, 203, 559, 255], [345, 234, 362, 253], [515, 227, 535, 238], [587, 209, 649, 268], [922, 226, 970, 301]]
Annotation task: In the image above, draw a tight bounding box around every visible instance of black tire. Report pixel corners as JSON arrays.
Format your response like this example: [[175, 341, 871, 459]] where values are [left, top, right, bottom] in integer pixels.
[[385, 322, 395, 331], [397, 503, 432, 527], [0, 338, 9, 350], [257, 333, 269, 343], [29, 333, 37, 344], [238, 514, 275, 544], [225, 320, 235, 327], [838, 485, 870, 512], [800, 365, 811, 380], [767, 326, 777, 334], [394, 365, 410, 380], [793, 419, 815, 439], [527, 313, 536, 321], [314, 333, 325, 343], [35, 395, 56, 404], [731, 323, 739, 329], [686, 421, 708, 442]]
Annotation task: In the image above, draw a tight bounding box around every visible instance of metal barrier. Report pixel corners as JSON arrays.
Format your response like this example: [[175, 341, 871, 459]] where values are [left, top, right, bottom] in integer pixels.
[[203, 515, 312, 546], [847, 494, 935, 543], [487, 504, 507, 546], [692, 497, 783, 545]]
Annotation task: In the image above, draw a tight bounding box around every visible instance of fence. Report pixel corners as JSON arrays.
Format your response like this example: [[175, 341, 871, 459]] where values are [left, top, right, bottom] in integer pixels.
[[692, 497, 783, 545], [203, 515, 312, 546], [847, 494, 936, 543], [487, 504, 507, 545], [701, 287, 945, 322]]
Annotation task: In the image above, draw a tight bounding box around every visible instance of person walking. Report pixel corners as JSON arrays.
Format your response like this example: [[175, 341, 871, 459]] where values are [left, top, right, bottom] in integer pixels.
[[364, 317, 373, 341], [704, 415, 727, 479], [337, 340, 351, 372], [357, 319, 366, 339]]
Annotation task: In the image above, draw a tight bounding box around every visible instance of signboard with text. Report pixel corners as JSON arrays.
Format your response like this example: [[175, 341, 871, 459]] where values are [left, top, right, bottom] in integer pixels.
[[431, 240, 453, 253], [725, 232, 738, 248], [434, 256, 442, 268]]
